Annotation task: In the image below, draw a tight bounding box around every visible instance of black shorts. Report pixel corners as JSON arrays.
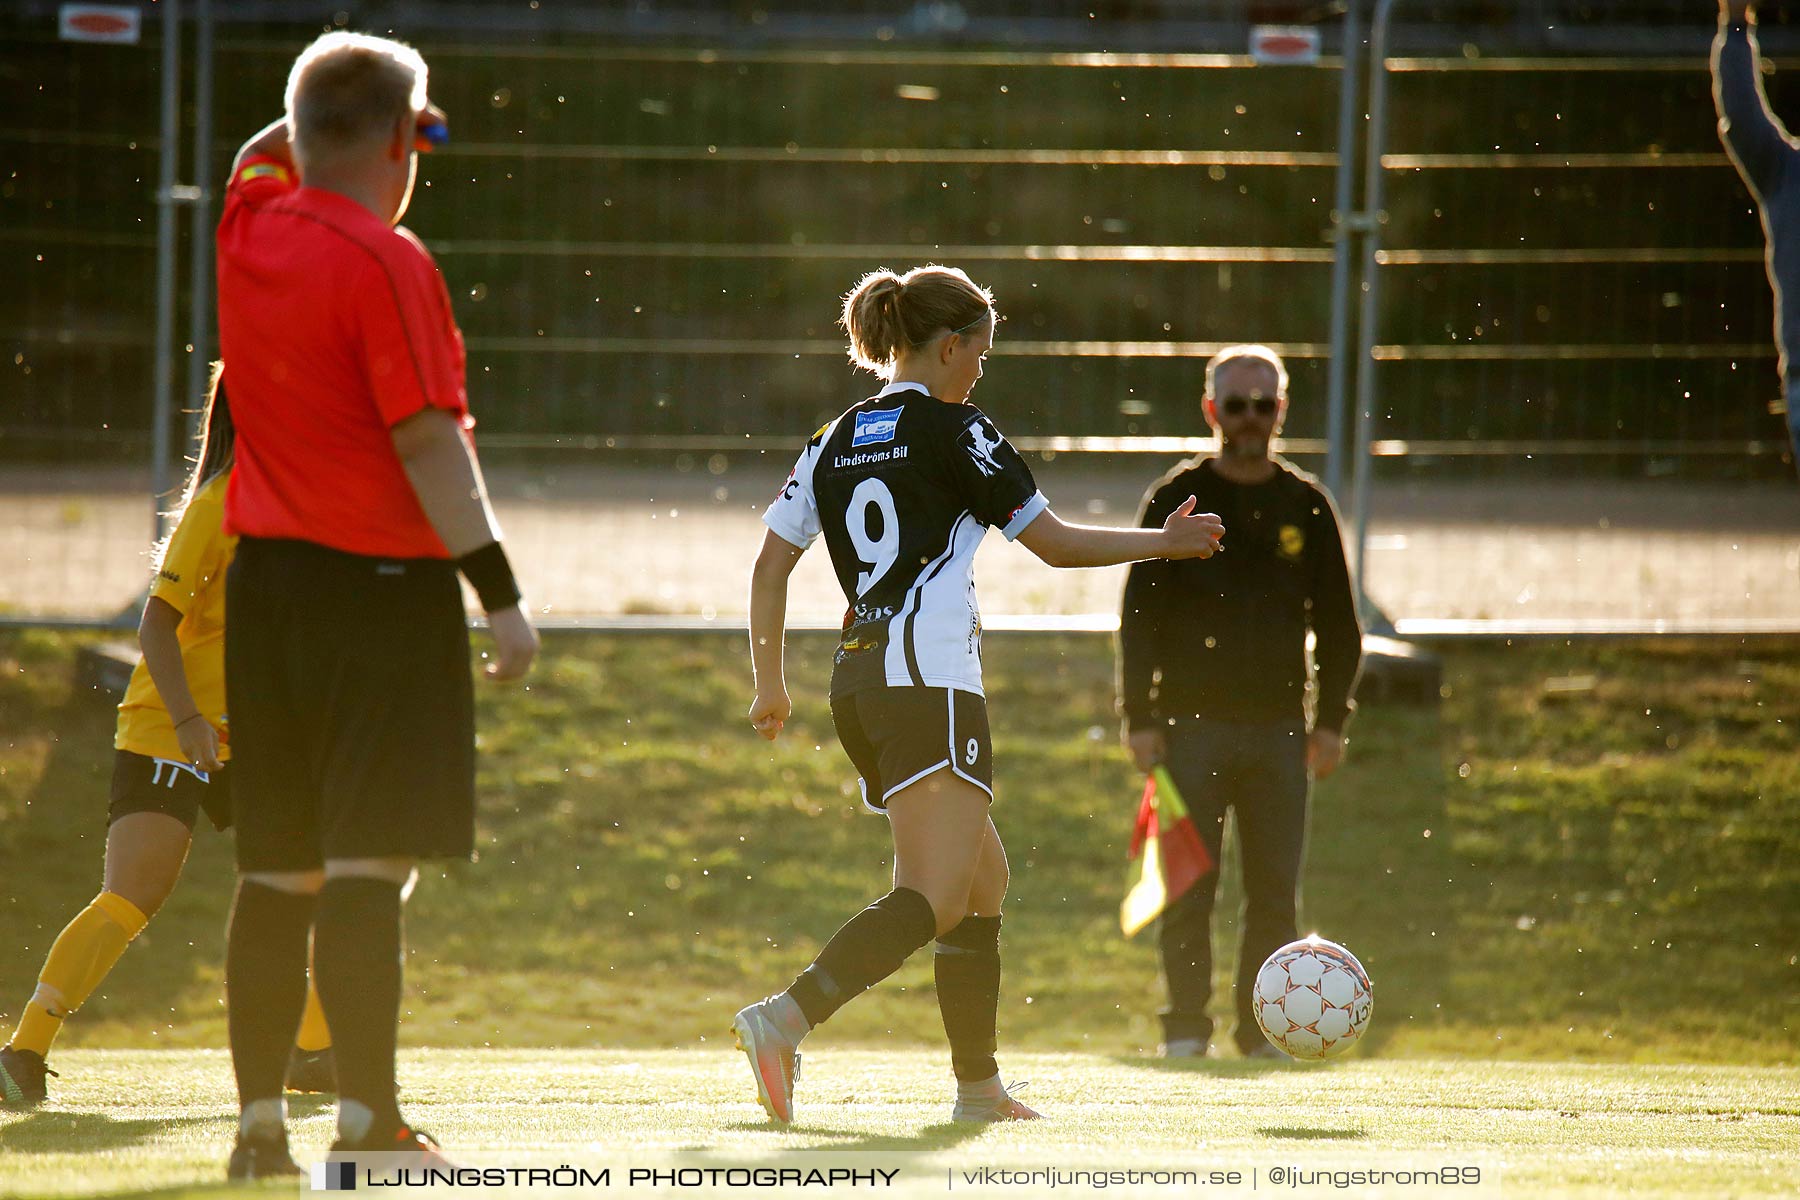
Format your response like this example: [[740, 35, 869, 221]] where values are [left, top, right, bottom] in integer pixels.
[[107, 749, 233, 832], [829, 686, 993, 814], [226, 537, 476, 872]]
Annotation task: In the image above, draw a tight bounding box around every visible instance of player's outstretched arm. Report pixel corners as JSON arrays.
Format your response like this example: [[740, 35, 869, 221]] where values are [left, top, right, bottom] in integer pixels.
[[1714, 0, 1793, 198], [1015, 496, 1223, 569], [391, 407, 539, 682], [747, 531, 804, 740]]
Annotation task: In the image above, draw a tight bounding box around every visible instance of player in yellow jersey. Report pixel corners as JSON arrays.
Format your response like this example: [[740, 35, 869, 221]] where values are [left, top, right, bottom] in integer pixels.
[[0, 370, 333, 1107]]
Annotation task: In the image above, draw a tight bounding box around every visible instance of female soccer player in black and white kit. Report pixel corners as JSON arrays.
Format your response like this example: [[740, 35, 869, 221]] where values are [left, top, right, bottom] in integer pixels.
[[735, 265, 1225, 1124]]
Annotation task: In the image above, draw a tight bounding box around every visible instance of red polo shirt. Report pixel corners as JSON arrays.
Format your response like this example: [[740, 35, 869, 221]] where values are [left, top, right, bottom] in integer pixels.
[[216, 154, 472, 558]]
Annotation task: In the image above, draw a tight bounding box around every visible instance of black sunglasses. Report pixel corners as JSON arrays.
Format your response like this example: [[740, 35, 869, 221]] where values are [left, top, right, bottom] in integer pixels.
[[1219, 396, 1279, 417]]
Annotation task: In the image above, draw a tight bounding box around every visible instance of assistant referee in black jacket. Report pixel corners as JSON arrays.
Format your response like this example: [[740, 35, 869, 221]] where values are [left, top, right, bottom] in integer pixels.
[[1117, 344, 1362, 1059]]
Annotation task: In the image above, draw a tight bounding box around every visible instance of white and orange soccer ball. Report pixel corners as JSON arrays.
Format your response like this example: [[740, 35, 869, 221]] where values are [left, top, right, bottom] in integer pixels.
[[1251, 936, 1373, 1060]]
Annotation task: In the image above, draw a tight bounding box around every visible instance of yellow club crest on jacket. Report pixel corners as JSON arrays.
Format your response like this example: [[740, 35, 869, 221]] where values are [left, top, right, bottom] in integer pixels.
[[1278, 524, 1305, 561]]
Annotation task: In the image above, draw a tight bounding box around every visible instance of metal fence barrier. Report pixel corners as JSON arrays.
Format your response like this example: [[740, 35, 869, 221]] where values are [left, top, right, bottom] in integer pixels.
[[2, 2, 1795, 632]]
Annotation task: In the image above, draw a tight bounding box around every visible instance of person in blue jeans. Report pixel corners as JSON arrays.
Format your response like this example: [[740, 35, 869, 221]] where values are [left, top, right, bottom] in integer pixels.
[[1117, 345, 1363, 1058], [1714, 0, 1800, 465]]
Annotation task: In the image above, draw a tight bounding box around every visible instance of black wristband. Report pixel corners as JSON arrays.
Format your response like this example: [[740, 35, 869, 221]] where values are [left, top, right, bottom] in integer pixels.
[[457, 541, 522, 613]]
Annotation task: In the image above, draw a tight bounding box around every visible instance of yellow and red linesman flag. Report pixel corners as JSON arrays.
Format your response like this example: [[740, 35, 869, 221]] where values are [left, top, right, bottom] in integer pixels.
[[1120, 765, 1214, 937]]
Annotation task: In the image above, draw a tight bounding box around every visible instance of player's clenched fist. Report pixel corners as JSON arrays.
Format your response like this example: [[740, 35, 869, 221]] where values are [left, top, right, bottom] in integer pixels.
[[484, 603, 540, 682], [1159, 495, 1226, 560], [747, 688, 791, 740]]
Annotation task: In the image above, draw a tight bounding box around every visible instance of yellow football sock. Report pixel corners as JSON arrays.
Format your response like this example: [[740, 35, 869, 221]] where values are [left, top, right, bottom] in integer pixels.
[[8, 892, 148, 1056], [294, 977, 332, 1053], [11, 1004, 60, 1058], [79, 893, 150, 999]]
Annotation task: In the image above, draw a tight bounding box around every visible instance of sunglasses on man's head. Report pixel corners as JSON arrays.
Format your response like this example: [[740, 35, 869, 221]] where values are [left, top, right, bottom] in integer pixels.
[[1218, 396, 1279, 417], [413, 105, 450, 154]]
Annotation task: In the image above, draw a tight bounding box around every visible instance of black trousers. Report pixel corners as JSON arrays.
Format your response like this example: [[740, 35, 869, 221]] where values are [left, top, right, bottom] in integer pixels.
[[1156, 718, 1310, 1050]]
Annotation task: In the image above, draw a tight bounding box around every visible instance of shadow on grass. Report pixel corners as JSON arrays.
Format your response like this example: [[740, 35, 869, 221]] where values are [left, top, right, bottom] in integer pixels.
[[678, 1119, 988, 1152], [1110, 1055, 1295, 1078], [0, 1111, 215, 1153], [705, 1121, 863, 1138], [1258, 1125, 1366, 1141], [824, 1121, 991, 1154]]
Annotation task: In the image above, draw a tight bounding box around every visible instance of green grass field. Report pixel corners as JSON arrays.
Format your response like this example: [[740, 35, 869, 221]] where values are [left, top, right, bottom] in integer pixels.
[[2, 630, 1797, 1196], [2, 1050, 1797, 1198]]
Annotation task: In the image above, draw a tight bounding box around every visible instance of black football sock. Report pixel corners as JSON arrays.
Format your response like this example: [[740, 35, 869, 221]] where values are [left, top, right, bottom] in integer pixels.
[[934, 915, 1002, 1082], [313, 877, 406, 1136], [226, 881, 317, 1110], [784, 887, 938, 1027]]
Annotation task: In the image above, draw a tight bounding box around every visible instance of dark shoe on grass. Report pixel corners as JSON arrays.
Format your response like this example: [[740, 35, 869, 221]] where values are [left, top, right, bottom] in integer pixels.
[[330, 1121, 453, 1169], [0, 1045, 55, 1108], [226, 1128, 301, 1181]]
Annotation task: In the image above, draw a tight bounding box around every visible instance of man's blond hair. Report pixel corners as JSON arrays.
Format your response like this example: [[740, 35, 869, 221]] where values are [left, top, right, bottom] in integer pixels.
[[285, 32, 427, 157], [1204, 343, 1289, 398]]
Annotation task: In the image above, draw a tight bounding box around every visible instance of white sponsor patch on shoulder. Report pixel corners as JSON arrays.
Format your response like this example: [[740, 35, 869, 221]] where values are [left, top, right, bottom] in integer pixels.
[[851, 406, 904, 447]]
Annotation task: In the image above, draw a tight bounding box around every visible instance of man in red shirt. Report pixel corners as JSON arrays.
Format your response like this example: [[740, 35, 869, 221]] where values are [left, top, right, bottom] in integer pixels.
[[214, 31, 537, 1178]]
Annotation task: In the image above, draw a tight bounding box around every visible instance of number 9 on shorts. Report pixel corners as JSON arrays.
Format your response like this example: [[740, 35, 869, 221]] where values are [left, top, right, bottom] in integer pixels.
[[828, 686, 994, 813]]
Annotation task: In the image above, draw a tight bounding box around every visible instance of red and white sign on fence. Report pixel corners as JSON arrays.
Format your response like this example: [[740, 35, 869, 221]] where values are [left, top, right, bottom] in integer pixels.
[[1250, 25, 1321, 66], [59, 4, 141, 44]]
